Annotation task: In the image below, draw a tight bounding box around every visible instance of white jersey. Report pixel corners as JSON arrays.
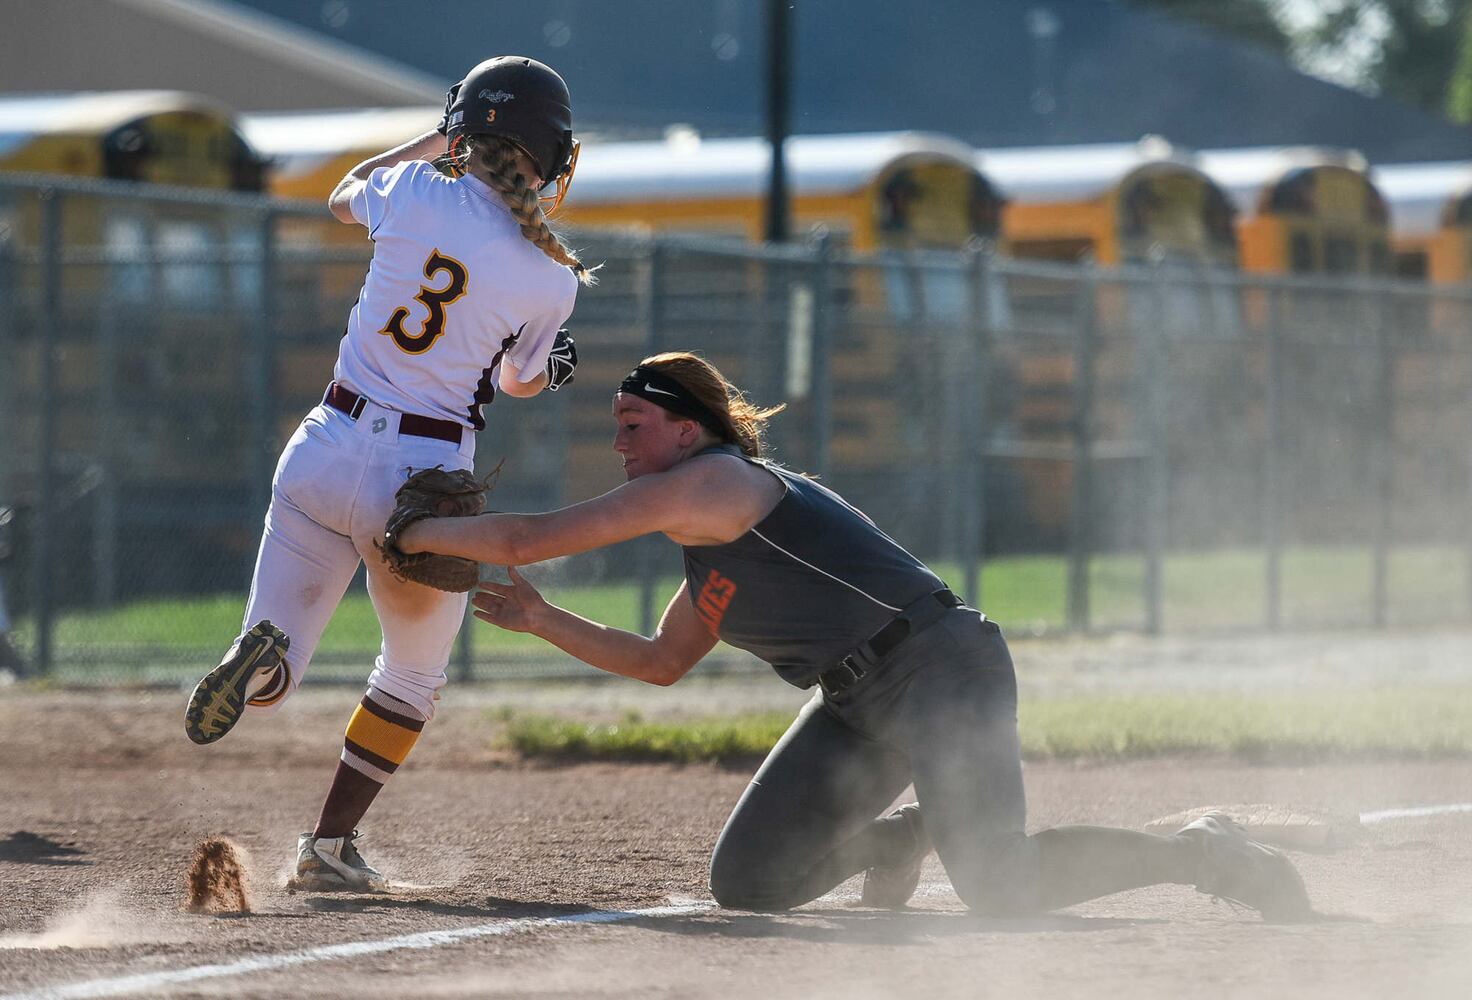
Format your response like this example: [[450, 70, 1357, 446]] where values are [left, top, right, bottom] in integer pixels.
[[337, 159, 579, 429]]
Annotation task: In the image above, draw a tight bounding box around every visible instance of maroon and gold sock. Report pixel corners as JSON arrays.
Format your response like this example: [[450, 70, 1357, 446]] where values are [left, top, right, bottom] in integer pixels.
[[314, 687, 427, 838]]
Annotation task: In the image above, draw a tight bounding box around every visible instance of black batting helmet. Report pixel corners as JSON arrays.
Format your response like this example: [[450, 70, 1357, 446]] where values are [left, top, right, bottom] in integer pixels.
[[446, 56, 575, 186]]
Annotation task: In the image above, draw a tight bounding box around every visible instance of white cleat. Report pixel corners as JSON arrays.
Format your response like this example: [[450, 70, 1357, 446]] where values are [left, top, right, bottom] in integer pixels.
[[286, 831, 389, 893]]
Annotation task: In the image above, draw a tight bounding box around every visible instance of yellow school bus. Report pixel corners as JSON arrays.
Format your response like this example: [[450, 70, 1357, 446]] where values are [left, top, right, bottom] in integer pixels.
[[0, 90, 264, 190], [1196, 147, 1390, 275], [1374, 161, 1472, 283], [977, 138, 1239, 266], [559, 130, 1002, 251], [241, 106, 439, 201]]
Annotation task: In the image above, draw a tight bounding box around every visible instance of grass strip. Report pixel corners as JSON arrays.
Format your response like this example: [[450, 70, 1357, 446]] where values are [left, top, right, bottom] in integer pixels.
[[499, 687, 1472, 764], [16, 545, 1467, 658], [498, 712, 791, 764]]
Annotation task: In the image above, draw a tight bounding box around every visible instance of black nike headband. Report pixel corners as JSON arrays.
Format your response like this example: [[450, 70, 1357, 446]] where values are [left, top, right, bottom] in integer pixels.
[[617, 366, 726, 437]]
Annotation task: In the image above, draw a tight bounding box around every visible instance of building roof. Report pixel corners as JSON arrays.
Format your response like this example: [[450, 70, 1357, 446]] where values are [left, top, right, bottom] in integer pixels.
[[0, 0, 443, 111], [229, 0, 1472, 162]]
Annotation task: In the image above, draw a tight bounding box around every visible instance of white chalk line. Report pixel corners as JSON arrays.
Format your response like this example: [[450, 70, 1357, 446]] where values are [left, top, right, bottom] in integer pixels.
[[1358, 802, 1472, 824], [0, 901, 715, 1000], [8, 802, 1471, 998]]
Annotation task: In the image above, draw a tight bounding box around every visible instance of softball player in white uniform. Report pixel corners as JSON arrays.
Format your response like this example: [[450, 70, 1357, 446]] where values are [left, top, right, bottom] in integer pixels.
[[184, 57, 590, 890]]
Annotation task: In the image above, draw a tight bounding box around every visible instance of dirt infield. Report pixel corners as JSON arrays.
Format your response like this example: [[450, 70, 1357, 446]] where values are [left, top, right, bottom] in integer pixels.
[[2, 680, 1470, 999]]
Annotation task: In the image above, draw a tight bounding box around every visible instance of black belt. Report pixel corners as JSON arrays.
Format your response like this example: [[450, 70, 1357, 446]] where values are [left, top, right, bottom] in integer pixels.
[[323, 382, 464, 444], [816, 588, 967, 697]]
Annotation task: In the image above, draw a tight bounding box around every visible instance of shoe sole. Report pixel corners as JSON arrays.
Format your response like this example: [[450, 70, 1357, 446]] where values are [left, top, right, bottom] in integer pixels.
[[286, 870, 388, 893], [1184, 815, 1313, 920], [184, 621, 289, 745], [860, 854, 927, 908]]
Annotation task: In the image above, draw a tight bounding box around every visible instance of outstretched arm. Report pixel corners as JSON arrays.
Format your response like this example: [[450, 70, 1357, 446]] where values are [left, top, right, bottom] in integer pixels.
[[398, 456, 765, 565], [473, 569, 716, 685]]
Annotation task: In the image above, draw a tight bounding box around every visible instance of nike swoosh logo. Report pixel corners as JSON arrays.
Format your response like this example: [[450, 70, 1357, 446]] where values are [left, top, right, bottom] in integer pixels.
[[643, 383, 678, 397], [229, 636, 275, 687]]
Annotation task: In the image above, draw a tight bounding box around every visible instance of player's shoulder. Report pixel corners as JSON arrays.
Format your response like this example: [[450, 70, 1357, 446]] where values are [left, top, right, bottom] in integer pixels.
[[373, 159, 457, 208], [504, 236, 580, 301]]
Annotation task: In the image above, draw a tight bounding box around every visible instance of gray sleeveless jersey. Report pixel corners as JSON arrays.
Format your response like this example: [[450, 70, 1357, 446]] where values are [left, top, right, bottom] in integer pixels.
[[681, 448, 946, 688]]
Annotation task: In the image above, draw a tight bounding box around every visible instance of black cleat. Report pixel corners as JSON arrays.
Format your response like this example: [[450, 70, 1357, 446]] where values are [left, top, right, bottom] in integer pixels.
[[860, 803, 931, 908], [1178, 812, 1314, 921], [184, 620, 289, 745]]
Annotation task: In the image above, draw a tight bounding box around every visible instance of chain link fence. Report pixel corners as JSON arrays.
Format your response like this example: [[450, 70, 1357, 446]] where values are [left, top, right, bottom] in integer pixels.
[[1, 174, 1470, 683]]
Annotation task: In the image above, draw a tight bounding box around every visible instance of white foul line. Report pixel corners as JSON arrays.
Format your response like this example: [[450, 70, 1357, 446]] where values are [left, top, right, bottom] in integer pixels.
[[0, 902, 715, 1000], [1359, 802, 1472, 824]]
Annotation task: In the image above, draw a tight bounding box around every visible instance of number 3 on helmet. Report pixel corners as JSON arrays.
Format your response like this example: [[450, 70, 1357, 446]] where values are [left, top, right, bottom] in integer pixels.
[[445, 55, 579, 215]]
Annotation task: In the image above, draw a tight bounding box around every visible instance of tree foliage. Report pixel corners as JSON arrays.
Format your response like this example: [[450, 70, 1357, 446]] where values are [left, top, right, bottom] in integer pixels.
[[1130, 0, 1292, 54], [1137, 0, 1472, 122]]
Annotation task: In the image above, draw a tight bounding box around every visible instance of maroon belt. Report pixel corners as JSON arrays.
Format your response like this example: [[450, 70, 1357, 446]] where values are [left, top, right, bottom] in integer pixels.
[[322, 382, 463, 444]]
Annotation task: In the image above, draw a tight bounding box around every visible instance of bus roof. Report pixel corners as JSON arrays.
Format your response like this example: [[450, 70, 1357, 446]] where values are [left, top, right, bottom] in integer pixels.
[[1196, 146, 1371, 214], [568, 131, 982, 202], [0, 90, 239, 158], [241, 106, 439, 179], [974, 137, 1205, 201], [1372, 161, 1472, 238]]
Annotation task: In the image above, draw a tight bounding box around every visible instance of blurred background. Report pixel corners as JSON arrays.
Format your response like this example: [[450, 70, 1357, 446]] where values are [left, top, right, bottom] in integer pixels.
[[1, 0, 1471, 683]]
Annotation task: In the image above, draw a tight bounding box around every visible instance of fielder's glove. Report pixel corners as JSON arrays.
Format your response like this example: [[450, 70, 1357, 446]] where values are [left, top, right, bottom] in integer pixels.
[[435, 82, 463, 137], [545, 328, 577, 391], [377, 465, 492, 592]]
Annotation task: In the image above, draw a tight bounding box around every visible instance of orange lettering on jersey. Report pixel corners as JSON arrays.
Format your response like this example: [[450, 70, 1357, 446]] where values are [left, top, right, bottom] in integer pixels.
[[695, 569, 737, 635]]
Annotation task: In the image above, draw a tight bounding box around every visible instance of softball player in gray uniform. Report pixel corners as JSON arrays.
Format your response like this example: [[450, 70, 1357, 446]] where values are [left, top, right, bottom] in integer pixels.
[[183, 57, 589, 891], [395, 352, 1313, 919]]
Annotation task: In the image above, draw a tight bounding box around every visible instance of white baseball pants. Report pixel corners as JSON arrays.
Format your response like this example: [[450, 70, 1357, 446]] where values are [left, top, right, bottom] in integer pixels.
[[237, 396, 475, 720]]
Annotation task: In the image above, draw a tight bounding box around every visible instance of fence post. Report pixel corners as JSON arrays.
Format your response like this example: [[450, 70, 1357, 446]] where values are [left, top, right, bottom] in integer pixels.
[[809, 233, 834, 477], [1262, 285, 1284, 629], [248, 208, 279, 520], [962, 248, 993, 608], [1141, 264, 1169, 634], [636, 243, 664, 635], [32, 189, 63, 675], [94, 286, 120, 608], [1371, 286, 1394, 628], [1067, 265, 1099, 632]]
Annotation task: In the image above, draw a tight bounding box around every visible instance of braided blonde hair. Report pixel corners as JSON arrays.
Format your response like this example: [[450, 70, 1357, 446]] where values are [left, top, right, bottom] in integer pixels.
[[438, 136, 596, 286]]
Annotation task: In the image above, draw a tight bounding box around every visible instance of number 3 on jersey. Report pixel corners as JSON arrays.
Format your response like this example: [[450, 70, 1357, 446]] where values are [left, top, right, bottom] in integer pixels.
[[379, 249, 469, 354]]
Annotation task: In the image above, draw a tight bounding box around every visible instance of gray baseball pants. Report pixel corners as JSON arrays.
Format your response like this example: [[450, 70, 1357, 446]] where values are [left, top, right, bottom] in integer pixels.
[[708, 609, 1197, 913]]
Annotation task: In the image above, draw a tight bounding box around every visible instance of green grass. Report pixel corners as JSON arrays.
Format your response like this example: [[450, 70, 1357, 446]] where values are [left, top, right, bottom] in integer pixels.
[[498, 687, 1472, 764], [499, 711, 791, 764], [22, 544, 1470, 651]]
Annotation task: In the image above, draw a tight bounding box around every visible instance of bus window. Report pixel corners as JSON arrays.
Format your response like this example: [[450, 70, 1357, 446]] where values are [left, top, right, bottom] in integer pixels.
[[875, 160, 1000, 250], [1200, 149, 1389, 276], [1117, 169, 1237, 265], [104, 215, 150, 305], [1324, 235, 1358, 274], [982, 144, 1238, 269], [1289, 231, 1315, 273], [157, 220, 221, 308]]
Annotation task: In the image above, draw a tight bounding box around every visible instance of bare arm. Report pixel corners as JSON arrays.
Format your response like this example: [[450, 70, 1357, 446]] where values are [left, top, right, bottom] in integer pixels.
[[473, 569, 716, 685], [328, 129, 448, 224], [400, 455, 774, 564], [496, 357, 549, 398]]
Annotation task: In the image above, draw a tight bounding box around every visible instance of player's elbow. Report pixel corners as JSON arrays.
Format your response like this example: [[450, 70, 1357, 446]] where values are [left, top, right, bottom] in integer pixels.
[[643, 651, 696, 687], [497, 361, 547, 398], [498, 377, 542, 399], [327, 194, 356, 225]]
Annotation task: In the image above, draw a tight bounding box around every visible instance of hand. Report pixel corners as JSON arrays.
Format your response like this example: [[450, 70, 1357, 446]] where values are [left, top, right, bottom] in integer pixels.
[[393, 518, 429, 555], [471, 567, 548, 634], [436, 82, 463, 136], [544, 328, 577, 391]]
